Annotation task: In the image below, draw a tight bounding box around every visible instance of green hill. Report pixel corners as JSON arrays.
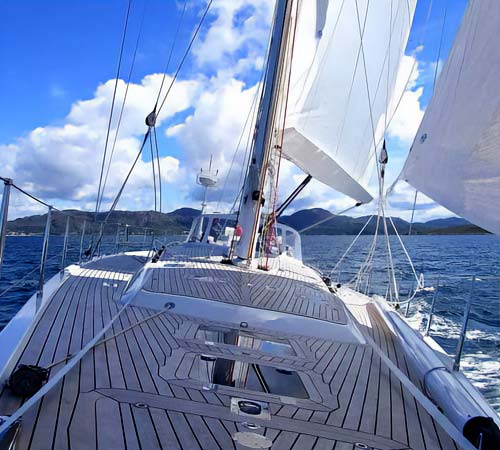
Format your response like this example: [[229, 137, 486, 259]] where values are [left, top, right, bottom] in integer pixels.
[[7, 207, 488, 235]]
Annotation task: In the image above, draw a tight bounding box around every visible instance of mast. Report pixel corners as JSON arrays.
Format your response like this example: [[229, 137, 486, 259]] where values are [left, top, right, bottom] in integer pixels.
[[234, 0, 293, 261]]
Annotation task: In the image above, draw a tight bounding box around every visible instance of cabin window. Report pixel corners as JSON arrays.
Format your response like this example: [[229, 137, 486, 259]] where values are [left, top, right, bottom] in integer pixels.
[[192, 356, 308, 399], [207, 219, 237, 243], [195, 326, 295, 356]]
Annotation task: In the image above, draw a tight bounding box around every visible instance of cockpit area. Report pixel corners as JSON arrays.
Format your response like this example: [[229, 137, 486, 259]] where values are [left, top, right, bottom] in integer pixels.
[[186, 213, 302, 260]]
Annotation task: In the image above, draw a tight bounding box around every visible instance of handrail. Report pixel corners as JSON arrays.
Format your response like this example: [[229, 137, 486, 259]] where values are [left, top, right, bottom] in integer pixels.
[[0, 176, 184, 315], [404, 274, 480, 374], [453, 275, 475, 371]]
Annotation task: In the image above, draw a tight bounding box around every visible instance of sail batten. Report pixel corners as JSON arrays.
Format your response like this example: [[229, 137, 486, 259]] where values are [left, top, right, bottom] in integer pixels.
[[401, 0, 500, 235], [284, 0, 417, 201]]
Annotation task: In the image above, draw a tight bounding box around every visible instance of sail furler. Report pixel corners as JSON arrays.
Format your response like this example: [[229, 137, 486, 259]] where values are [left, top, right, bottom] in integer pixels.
[[400, 0, 500, 234], [283, 0, 416, 203]]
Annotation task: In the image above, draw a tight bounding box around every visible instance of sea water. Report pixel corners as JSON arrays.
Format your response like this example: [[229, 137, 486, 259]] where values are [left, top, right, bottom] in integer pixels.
[[0, 234, 499, 412]]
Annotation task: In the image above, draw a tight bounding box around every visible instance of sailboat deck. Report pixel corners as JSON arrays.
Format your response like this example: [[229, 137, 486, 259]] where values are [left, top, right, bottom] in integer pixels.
[[0, 251, 459, 449], [143, 244, 347, 325]]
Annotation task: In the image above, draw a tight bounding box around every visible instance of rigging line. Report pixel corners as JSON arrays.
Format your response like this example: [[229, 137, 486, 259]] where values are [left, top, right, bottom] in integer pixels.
[[329, 214, 374, 278], [214, 83, 261, 214], [232, 0, 277, 221], [432, 2, 448, 96], [153, 126, 162, 213], [154, 0, 187, 109], [408, 189, 418, 235], [45, 306, 172, 370], [378, 0, 435, 164], [353, 318, 478, 450], [212, 85, 262, 243], [384, 0, 393, 135], [352, 203, 382, 287], [382, 201, 398, 301], [149, 129, 158, 212], [263, 0, 300, 262], [105, 129, 151, 223], [388, 215, 422, 287], [95, 0, 133, 218], [298, 203, 361, 234], [156, 0, 214, 117], [99, 0, 148, 214], [229, 38, 274, 256], [0, 267, 148, 438], [0, 253, 59, 298], [354, 0, 381, 187]]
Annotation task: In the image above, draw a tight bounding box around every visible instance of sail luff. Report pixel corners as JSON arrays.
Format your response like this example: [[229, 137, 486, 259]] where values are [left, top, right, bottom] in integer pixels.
[[400, 0, 500, 235]]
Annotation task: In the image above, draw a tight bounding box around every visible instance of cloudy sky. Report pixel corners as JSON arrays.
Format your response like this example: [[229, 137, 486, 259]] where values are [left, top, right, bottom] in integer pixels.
[[0, 0, 467, 221]]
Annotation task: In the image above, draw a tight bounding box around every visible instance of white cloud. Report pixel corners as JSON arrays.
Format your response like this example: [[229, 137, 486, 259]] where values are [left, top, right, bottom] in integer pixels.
[[0, 0, 456, 224], [193, 0, 273, 68], [0, 74, 198, 217], [387, 53, 425, 145], [0, 0, 274, 219]]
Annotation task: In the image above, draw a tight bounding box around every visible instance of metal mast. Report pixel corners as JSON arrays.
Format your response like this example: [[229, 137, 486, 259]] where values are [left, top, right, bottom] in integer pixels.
[[234, 0, 293, 261]]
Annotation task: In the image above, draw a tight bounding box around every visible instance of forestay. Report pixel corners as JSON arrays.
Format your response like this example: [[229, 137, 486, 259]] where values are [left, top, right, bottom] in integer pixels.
[[401, 0, 500, 235], [284, 0, 416, 203]]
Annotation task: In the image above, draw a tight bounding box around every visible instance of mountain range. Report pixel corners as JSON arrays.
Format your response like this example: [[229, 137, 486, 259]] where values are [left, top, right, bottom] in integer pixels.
[[278, 208, 488, 235], [6, 207, 487, 235]]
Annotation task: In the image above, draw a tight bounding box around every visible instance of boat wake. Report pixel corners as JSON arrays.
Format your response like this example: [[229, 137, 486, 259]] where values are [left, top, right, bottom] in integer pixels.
[[407, 298, 500, 412]]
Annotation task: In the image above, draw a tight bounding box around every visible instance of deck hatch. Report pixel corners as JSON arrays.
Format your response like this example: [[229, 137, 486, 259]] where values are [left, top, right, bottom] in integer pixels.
[[193, 355, 309, 399], [195, 325, 296, 356]]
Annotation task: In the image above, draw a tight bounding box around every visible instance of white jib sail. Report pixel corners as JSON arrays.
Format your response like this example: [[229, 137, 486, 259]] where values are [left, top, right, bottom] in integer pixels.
[[284, 0, 417, 204], [400, 0, 500, 235]]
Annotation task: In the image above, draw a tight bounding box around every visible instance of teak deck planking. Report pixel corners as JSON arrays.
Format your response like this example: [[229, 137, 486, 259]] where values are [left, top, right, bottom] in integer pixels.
[[0, 247, 459, 449]]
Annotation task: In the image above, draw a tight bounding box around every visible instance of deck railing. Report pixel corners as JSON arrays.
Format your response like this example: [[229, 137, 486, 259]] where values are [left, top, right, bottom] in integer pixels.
[[326, 231, 498, 376], [0, 177, 179, 316]]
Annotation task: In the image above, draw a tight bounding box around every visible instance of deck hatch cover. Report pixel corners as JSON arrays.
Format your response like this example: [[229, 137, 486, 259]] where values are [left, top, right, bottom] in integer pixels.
[[195, 325, 296, 356], [193, 356, 308, 399]]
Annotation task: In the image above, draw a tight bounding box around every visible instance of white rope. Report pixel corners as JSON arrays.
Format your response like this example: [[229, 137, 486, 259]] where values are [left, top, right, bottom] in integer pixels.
[[329, 214, 374, 277], [388, 215, 423, 288], [352, 211, 381, 289], [408, 189, 418, 235], [359, 327, 477, 450], [298, 203, 360, 234], [0, 266, 149, 435], [381, 197, 399, 301]]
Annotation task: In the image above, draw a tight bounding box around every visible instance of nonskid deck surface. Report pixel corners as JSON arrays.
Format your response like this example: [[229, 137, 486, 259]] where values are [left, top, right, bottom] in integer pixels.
[[144, 244, 347, 325], [0, 249, 459, 449]]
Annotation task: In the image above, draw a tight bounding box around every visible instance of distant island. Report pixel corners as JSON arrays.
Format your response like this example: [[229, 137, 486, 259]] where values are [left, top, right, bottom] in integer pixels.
[[279, 208, 489, 235], [6, 207, 488, 235]]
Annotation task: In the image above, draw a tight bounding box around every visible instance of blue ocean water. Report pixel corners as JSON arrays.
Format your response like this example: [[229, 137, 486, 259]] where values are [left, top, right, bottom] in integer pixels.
[[0, 234, 499, 412]]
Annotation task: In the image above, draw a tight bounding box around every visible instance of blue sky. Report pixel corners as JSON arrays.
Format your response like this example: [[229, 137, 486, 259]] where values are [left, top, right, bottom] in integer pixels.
[[0, 0, 468, 220]]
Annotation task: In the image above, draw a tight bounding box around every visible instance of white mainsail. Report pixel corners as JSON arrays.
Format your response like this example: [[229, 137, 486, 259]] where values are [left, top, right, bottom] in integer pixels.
[[401, 0, 500, 235], [284, 0, 416, 203]]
